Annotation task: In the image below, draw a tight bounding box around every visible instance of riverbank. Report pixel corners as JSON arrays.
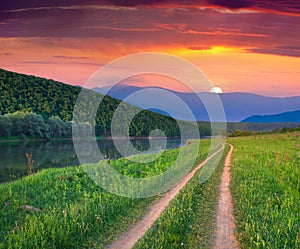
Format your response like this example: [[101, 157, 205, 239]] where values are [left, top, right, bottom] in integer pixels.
[[0, 136, 102, 143], [0, 139, 212, 248], [0, 135, 182, 143], [0, 137, 187, 184]]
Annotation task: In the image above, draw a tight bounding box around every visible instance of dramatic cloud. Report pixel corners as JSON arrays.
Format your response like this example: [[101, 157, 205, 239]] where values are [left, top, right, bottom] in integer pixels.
[[105, 0, 300, 15], [1, 0, 300, 15], [208, 0, 254, 9], [0, 1, 299, 96]]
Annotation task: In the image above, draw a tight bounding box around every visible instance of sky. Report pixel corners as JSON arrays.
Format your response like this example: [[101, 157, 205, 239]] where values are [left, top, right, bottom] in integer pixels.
[[0, 0, 300, 97]]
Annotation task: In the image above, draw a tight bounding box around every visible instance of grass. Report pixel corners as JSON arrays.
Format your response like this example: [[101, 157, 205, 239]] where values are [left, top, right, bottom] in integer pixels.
[[2, 133, 298, 249], [0, 137, 23, 142], [0, 139, 213, 248], [0, 167, 154, 249], [133, 145, 229, 249], [229, 132, 300, 249]]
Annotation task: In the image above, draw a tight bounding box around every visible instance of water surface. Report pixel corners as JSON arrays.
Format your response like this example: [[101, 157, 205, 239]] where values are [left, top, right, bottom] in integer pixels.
[[0, 138, 184, 183]]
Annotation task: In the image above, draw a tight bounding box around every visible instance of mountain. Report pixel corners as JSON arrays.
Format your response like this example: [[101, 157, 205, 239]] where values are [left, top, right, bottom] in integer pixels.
[[93, 85, 300, 122], [0, 68, 298, 138], [241, 110, 300, 123]]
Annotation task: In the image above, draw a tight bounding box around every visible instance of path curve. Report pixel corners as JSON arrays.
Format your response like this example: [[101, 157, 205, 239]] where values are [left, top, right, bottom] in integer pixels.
[[109, 145, 225, 249], [214, 143, 239, 249]]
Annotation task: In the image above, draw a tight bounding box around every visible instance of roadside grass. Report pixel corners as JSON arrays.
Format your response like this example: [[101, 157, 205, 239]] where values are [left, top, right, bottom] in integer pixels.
[[0, 139, 213, 248], [229, 133, 300, 249], [133, 145, 229, 249]]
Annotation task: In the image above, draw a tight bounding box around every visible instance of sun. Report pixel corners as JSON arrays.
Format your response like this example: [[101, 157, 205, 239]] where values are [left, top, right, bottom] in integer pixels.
[[210, 87, 223, 94]]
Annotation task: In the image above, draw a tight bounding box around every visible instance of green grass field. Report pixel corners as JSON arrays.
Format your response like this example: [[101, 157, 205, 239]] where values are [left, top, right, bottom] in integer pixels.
[[229, 133, 300, 248], [0, 140, 213, 248], [1, 133, 299, 249]]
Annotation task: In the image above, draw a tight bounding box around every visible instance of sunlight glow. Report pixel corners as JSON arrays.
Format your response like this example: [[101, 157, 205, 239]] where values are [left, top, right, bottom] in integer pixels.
[[206, 46, 240, 54], [169, 46, 245, 57]]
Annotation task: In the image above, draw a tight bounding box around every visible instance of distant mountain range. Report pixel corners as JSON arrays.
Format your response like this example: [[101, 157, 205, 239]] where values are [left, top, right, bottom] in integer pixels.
[[241, 110, 300, 123], [93, 85, 300, 122], [0, 68, 298, 136]]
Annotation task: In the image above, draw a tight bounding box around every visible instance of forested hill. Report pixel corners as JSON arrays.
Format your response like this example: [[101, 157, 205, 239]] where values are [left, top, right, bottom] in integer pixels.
[[0, 68, 209, 137], [0, 69, 81, 120]]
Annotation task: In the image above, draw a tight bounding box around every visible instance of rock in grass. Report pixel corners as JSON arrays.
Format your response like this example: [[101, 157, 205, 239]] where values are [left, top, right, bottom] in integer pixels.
[[21, 205, 41, 212]]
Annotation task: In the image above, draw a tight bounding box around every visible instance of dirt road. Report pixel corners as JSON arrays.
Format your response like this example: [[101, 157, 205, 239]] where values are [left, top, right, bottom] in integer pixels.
[[109, 145, 225, 249], [214, 143, 239, 249]]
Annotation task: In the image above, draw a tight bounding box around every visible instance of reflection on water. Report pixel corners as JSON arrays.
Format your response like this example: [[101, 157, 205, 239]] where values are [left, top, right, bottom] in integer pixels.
[[0, 138, 184, 183]]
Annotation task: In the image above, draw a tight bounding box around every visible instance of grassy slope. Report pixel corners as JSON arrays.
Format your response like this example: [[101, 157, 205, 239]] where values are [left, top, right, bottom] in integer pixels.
[[229, 133, 300, 248], [0, 140, 211, 249]]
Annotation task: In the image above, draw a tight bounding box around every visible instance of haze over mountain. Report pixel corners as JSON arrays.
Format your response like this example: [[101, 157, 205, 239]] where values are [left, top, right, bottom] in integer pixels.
[[242, 110, 300, 123], [93, 85, 300, 122]]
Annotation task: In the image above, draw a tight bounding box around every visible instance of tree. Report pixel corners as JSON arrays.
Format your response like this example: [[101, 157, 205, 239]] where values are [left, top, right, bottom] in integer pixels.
[[72, 122, 93, 138], [0, 116, 12, 137], [4, 112, 50, 138], [48, 116, 67, 137]]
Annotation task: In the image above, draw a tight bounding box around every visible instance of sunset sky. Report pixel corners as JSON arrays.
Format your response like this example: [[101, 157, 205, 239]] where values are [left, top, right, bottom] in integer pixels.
[[1, 0, 299, 96]]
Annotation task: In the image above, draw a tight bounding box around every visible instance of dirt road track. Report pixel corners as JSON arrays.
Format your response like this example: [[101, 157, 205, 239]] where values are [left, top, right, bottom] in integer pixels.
[[213, 143, 239, 249], [109, 145, 225, 249]]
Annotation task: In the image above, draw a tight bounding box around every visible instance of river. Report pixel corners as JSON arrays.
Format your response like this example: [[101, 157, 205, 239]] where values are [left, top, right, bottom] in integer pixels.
[[0, 138, 184, 183]]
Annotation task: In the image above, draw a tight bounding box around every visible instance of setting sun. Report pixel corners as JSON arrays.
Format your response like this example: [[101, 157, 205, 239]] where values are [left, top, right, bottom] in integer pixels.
[[210, 87, 223, 93]]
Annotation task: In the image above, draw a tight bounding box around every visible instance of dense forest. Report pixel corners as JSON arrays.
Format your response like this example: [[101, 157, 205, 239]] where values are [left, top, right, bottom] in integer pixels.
[[0, 68, 211, 139]]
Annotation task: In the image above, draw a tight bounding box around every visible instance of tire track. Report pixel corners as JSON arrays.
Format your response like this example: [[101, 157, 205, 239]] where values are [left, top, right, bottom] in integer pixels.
[[214, 143, 239, 249], [109, 145, 225, 249]]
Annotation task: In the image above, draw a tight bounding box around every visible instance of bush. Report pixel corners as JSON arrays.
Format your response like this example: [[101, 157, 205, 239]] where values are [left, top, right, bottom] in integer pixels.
[[0, 115, 12, 137], [4, 111, 50, 138]]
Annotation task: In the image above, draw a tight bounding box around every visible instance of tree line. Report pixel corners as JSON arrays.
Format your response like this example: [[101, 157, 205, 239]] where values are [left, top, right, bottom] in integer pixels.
[[229, 125, 300, 137], [0, 111, 93, 139]]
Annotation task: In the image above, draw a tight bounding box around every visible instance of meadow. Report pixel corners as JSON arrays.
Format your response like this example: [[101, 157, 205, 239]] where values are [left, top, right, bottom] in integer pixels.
[[132, 133, 299, 249], [1, 133, 299, 249], [229, 133, 300, 248], [0, 140, 213, 248]]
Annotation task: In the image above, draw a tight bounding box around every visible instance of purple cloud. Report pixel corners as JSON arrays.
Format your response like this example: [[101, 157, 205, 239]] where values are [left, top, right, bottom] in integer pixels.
[[247, 46, 300, 57]]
